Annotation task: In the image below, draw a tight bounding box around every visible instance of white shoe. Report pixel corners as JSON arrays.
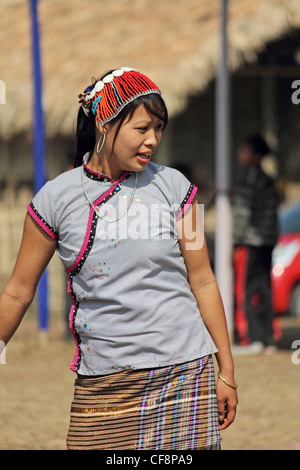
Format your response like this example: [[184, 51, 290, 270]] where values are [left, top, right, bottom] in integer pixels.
[[264, 345, 278, 355], [232, 341, 264, 356]]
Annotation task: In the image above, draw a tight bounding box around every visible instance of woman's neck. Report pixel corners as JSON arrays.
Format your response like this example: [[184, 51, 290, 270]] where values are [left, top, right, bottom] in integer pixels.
[[88, 151, 123, 181]]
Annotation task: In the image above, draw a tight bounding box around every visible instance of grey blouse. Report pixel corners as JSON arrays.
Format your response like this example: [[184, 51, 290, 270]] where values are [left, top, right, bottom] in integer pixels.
[[27, 159, 217, 375]]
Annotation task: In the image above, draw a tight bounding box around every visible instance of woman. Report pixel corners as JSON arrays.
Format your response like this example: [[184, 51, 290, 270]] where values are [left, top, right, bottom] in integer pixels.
[[0, 68, 237, 450]]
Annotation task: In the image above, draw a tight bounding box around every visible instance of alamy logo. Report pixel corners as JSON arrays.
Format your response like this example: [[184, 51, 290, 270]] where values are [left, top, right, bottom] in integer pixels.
[[94, 201, 205, 251], [291, 80, 300, 105], [0, 80, 5, 104], [291, 340, 300, 365], [0, 340, 6, 364]]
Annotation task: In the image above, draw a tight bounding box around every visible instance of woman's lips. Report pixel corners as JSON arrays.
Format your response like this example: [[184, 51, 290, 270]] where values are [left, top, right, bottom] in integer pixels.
[[136, 153, 151, 163]]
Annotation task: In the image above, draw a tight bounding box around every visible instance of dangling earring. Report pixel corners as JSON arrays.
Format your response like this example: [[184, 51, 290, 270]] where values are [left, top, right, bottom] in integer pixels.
[[97, 134, 106, 153]]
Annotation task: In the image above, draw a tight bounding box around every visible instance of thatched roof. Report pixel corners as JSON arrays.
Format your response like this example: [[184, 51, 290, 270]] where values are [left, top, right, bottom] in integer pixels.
[[1, 0, 300, 140]]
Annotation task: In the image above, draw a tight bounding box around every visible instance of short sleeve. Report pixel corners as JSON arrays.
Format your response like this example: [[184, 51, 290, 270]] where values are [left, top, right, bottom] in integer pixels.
[[26, 181, 58, 240], [171, 169, 198, 220]]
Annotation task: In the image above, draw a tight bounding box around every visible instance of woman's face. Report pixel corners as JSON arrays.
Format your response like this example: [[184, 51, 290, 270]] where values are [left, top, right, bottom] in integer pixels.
[[102, 104, 164, 177]]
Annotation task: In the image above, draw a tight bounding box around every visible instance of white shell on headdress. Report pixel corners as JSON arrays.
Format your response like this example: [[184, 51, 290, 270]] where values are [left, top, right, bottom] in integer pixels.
[[95, 81, 104, 92], [88, 88, 96, 99], [121, 67, 134, 72], [112, 69, 124, 77], [102, 74, 114, 83]]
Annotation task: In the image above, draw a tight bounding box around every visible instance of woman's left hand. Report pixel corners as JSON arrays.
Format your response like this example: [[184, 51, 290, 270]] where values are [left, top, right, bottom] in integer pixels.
[[216, 379, 238, 430]]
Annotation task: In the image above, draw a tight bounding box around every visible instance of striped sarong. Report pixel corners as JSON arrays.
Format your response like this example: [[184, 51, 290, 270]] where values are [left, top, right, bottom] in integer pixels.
[[66, 355, 221, 450]]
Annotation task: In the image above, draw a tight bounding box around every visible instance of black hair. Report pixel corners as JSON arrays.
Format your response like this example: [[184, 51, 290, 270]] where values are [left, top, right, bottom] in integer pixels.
[[74, 92, 168, 168], [74, 107, 96, 167], [244, 134, 271, 157]]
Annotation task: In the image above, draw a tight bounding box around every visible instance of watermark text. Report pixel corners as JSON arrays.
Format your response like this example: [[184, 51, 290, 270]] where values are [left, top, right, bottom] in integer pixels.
[[94, 200, 205, 250], [291, 340, 300, 365], [0, 340, 6, 364], [0, 80, 5, 104], [291, 80, 300, 105]]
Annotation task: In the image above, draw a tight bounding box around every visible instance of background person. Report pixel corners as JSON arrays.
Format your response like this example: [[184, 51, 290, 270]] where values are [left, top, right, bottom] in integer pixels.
[[233, 134, 279, 354]]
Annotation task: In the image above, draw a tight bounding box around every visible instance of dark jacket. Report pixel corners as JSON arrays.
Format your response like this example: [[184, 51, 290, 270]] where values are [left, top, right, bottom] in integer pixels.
[[233, 164, 279, 247]]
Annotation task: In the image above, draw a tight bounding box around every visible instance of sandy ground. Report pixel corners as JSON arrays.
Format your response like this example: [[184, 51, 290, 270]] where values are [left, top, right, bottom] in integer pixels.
[[1, 315, 300, 451]]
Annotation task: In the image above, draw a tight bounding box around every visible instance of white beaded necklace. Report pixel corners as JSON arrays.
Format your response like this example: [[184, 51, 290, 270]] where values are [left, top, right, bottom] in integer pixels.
[[81, 162, 138, 223]]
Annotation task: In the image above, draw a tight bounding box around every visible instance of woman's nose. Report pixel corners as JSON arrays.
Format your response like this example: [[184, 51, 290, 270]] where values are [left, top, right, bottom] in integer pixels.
[[144, 129, 160, 147]]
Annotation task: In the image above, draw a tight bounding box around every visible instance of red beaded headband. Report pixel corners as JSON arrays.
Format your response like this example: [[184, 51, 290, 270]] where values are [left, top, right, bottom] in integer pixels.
[[78, 67, 161, 125]]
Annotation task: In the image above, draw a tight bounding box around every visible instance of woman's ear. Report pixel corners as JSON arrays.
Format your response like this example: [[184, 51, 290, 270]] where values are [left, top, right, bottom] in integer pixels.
[[95, 118, 109, 136]]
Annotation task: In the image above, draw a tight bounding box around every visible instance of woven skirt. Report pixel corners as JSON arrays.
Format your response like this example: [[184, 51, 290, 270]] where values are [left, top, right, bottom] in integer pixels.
[[66, 355, 221, 450]]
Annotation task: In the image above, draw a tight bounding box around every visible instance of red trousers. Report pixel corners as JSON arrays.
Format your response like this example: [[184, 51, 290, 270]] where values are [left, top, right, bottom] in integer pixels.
[[233, 246, 281, 345]]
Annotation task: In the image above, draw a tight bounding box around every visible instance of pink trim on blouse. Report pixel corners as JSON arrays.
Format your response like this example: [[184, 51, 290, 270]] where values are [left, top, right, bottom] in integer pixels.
[[26, 203, 58, 240], [67, 274, 80, 371], [176, 184, 198, 220]]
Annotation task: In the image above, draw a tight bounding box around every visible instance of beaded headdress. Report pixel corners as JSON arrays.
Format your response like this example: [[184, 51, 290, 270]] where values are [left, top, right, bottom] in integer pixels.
[[78, 67, 161, 125]]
